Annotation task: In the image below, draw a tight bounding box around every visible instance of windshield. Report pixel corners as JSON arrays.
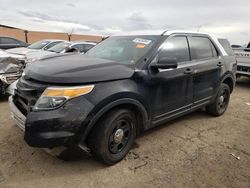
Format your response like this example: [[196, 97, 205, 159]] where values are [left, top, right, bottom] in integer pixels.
[[86, 36, 158, 64], [47, 42, 71, 53], [28, 40, 50, 49]]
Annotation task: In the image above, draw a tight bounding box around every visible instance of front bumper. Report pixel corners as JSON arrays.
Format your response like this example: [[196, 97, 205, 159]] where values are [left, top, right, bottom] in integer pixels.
[[9, 96, 94, 148], [236, 61, 250, 77], [237, 65, 250, 77], [9, 96, 26, 131]]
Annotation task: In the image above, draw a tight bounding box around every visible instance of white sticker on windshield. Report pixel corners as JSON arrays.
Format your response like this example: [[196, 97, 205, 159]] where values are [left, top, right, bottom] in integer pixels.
[[133, 38, 152, 45]]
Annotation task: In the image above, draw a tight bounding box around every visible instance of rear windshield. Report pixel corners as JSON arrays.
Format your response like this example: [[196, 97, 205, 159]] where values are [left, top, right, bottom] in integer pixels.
[[86, 36, 158, 64], [218, 39, 234, 56], [28, 40, 50, 49]]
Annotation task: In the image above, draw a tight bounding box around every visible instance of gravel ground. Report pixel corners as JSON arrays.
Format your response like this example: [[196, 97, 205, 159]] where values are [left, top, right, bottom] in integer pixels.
[[0, 78, 249, 188]]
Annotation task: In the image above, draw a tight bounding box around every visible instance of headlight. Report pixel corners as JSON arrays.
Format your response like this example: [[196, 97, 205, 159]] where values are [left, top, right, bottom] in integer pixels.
[[34, 85, 94, 110]]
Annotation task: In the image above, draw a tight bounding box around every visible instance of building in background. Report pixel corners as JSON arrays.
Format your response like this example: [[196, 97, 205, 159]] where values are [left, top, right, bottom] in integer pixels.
[[0, 24, 103, 44]]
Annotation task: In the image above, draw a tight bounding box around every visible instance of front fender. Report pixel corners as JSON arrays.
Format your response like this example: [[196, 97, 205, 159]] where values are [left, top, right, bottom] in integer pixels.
[[79, 97, 150, 144]]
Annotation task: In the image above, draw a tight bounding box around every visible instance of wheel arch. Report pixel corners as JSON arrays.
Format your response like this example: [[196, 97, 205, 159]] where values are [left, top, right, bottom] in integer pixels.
[[79, 98, 150, 144], [221, 72, 235, 93]]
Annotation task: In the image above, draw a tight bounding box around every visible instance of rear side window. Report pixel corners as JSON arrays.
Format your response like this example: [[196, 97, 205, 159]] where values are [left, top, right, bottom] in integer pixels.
[[189, 37, 215, 60], [159, 36, 190, 62], [218, 39, 234, 56]]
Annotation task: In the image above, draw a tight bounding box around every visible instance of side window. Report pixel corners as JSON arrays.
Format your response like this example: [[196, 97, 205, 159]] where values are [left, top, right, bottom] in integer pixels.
[[1, 37, 18, 44], [158, 36, 190, 63], [83, 44, 95, 52], [72, 44, 95, 53], [44, 41, 61, 50], [71, 44, 83, 52], [189, 37, 214, 60], [218, 39, 234, 56]]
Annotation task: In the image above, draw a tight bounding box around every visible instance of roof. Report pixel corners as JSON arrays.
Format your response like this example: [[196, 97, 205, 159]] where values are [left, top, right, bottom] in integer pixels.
[[113, 29, 229, 56]]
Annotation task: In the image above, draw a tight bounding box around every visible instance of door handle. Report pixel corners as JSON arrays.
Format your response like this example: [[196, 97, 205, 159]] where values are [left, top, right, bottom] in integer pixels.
[[217, 62, 223, 67], [184, 68, 194, 74]]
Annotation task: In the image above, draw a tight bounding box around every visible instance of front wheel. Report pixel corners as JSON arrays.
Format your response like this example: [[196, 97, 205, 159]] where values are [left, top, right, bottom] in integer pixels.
[[87, 108, 137, 165], [206, 83, 230, 116]]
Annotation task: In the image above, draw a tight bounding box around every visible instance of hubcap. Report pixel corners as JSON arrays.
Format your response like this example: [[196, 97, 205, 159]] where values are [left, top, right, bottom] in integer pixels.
[[114, 129, 124, 144], [109, 119, 131, 154], [219, 95, 224, 104], [217, 88, 229, 112]]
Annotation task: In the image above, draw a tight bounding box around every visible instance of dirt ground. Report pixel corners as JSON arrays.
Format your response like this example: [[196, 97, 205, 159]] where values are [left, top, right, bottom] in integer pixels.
[[0, 78, 249, 188]]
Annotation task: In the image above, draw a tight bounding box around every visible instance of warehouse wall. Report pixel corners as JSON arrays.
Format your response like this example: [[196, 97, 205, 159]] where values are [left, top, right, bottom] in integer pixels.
[[0, 26, 103, 44]]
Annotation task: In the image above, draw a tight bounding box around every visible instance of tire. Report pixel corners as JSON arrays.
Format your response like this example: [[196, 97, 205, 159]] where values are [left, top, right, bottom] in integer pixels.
[[206, 83, 230, 116], [87, 108, 137, 165]]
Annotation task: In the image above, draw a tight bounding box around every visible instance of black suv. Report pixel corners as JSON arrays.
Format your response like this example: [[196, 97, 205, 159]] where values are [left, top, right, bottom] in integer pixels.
[[9, 30, 236, 165], [0, 36, 28, 49]]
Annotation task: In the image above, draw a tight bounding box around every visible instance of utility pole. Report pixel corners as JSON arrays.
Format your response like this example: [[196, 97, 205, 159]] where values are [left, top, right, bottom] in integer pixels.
[[24, 30, 28, 43]]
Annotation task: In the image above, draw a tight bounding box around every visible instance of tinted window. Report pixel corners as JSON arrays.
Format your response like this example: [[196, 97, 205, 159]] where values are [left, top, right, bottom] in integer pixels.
[[189, 37, 214, 60], [1, 37, 18, 44], [218, 39, 234, 56], [158, 36, 190, 62]]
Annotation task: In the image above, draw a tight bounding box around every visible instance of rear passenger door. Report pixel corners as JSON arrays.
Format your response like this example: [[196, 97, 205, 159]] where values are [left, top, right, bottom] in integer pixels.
[[188, 36, 221, 106]]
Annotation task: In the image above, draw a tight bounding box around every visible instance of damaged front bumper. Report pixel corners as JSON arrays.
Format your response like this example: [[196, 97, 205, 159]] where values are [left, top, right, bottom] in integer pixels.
[[9, 95, 94, 148]]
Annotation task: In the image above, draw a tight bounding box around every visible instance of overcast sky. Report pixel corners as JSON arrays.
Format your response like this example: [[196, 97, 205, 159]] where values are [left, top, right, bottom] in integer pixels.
[[0, 0, 249, 44]]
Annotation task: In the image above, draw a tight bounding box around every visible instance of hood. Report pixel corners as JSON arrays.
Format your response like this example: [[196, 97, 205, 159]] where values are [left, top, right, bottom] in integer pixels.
[[26, 51, 56, 61], [0, 50, 25, 59], [6, 47, 39, 55], [25, 54, 135, 84]]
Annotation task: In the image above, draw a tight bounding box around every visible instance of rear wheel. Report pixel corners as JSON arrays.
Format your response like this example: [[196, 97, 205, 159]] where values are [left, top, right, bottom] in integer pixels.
[[87, 108, 137, 165], [206, 83, 230, 116]]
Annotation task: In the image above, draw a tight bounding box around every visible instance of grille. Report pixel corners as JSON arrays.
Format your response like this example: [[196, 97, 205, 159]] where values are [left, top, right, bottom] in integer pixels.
[[13, 76, 49, 116], [237, 65, 250, 73]]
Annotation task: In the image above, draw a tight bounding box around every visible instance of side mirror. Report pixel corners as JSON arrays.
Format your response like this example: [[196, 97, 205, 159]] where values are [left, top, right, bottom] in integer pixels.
[[151, 57, 178, 72]]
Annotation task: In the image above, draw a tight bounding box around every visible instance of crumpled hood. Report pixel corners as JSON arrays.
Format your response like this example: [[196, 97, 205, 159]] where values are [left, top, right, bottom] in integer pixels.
[[25, 54, 135, 84], [6, 47, 39, 55]]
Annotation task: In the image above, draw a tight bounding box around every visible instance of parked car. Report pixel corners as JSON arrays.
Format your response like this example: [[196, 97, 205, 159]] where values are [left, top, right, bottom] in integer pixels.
[[4, 41, 97, 94], [25, 41, 96, 63], [0, 49, 25, 94], [9, 30, 236, 165], [6, 39, 66, 55], [233, 42, 250, 78], [0, 36, 28, 50]]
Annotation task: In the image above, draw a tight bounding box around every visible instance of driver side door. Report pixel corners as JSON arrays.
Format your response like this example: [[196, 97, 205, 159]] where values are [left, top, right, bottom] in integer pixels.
[[148, 35, 194, 126]]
